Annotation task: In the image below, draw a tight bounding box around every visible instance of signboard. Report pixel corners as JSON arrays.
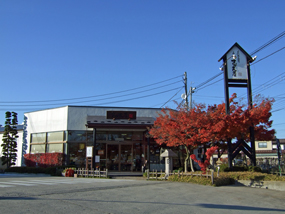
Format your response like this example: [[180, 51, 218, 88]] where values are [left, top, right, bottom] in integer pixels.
[[107, 111, 136, 120], [95, 155, 100, 163], [98, 150, 104, 155], [86, 146, 93, 158], [226, 46, 248, 80]]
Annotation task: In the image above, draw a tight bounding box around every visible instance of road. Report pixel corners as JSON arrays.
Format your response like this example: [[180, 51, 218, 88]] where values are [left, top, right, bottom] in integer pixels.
[[0, 174, 284, 214]]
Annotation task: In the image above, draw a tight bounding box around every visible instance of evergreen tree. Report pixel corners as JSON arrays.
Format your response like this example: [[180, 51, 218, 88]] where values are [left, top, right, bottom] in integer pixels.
[[1, 111, 18, 168]]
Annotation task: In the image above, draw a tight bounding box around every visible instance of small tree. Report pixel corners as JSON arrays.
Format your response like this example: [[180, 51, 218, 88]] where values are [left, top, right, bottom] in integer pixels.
[[1, 111, 18, 168]]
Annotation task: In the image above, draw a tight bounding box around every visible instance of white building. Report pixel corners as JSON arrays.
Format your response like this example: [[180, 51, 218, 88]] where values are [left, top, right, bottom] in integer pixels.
[[2, 106, 170, 172]]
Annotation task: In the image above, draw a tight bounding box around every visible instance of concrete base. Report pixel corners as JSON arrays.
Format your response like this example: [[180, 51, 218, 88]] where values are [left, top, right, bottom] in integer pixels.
[[235, 180, 285, 191]]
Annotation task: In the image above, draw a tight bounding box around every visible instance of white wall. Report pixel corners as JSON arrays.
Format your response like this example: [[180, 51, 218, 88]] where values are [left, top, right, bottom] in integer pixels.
[[24, 106, 68, 154], [25, 107, 68, 133]]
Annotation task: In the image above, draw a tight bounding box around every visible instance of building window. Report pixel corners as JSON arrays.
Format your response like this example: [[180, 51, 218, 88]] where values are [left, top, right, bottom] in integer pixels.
[[30, 144, 46, 154], [31, 133, 46, 143], [47, 143, 64, 153], [258, 142, 267, 148], [68, 131, 93, 142], [96, 132, 107, 141], [47, 131, 64, 143], [108, 132, 133, 141]]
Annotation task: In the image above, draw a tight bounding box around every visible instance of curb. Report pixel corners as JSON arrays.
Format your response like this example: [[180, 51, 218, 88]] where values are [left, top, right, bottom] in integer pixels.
[[235, 180, 285, 191]]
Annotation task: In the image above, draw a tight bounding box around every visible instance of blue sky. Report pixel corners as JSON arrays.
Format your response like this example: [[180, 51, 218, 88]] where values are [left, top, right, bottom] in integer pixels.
[[0, 1, 285, 138]]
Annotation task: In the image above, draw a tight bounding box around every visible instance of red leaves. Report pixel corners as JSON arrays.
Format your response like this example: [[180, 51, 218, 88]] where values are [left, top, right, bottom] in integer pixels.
[[149, 93, 275, 152], [191, 146, 218, 172], [24, 153, 64, 167]]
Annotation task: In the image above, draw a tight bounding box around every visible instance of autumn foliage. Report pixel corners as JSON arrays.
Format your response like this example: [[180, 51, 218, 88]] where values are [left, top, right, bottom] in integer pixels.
[[149, 93, 275, 171], [190, 146, 218, 171], [24, 153, 64, 168]]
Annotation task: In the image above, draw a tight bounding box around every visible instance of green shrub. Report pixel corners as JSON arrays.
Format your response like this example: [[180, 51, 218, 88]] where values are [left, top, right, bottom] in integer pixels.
[[168, 171, 285, 187], [248, 166, 262, 172], [5, 167, 46, 174], [217, 163, 228, 172], [4, 166, 71, 176]]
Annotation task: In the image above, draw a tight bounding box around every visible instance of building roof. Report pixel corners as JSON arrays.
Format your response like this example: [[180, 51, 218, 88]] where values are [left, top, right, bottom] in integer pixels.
[[218, 42, 253, 62], [24, 105, 163, 114], [0, 124, 24, 132]]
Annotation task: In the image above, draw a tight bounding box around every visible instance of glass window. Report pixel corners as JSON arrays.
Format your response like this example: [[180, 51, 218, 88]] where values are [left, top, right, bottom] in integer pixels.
[[132, 132, 143, 141], [258, 142, 267, 148], [96, 132, 107, 141], [68, 131, 93, 142], [47, 131, 64, 142], [47, 143, 63, 153], [68, 143, 86, 167], [30, 144, 46, 154], [108, 132, 133, 141], [31, 133, 46, 143]]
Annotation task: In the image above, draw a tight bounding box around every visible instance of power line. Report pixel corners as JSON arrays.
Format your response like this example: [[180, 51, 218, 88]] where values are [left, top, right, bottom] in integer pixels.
[[160, 87, 184, 108], [0, 74, 183, 104], [0, 80, 183, 107], [252, 46, 285, 65], [195, 71, 223, 89], [195, 78, 223, 92], [90, 86, 184, 106], [250, 31, 285, 55], [238, 72, 285, 99]]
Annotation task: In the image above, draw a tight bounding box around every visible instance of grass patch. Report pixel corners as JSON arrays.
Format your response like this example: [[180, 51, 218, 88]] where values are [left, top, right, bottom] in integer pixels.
[[167, 171, 285, 186]]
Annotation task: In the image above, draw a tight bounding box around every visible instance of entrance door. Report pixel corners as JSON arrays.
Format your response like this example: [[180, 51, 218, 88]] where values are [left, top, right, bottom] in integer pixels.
[[107, 144, 119, 171], [120, 144, 133, 171], [106, 144, 134, 171]]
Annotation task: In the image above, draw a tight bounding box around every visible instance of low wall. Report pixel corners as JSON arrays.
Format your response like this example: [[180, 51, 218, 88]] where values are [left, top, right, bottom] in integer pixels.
[[235, 180, 285, 191]]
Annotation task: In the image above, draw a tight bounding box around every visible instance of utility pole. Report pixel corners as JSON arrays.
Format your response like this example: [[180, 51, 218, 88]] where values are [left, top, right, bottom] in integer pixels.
[[183, 72, 196, 109], [189, 86, 196, 110], [184, 72, 188, 108]]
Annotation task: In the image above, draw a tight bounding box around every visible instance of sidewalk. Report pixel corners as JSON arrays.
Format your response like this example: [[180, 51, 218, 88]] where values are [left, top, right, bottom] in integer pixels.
[[0, 172, 52, 177]]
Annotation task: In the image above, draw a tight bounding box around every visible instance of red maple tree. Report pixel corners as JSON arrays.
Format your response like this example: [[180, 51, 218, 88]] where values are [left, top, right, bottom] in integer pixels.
[[149, 93, 275, 172]]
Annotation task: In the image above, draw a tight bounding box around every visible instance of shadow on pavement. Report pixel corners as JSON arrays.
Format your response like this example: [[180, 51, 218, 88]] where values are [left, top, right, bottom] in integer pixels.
[[196, 203, 285, 212]]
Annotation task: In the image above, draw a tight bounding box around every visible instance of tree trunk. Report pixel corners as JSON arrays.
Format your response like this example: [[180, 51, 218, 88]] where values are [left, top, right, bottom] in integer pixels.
[[184, 145, 189, 172], [189, 156, 195, 172], [184, 146, 195, 172]]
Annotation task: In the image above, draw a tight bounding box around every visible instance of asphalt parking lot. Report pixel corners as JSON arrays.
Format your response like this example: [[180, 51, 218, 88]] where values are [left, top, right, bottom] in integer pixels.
[[0, 174, 285, 214]]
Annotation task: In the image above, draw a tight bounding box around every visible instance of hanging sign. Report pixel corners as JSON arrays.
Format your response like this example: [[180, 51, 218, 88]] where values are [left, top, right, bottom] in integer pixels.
[[86, 146, 93, 158]]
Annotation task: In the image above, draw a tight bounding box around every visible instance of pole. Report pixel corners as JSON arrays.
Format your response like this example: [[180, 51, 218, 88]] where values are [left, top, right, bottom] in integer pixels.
[[147, 133, 150, 171], [247, 64, 256, 166], [184, 72, 188, 108], [189, 86, 196, 110]]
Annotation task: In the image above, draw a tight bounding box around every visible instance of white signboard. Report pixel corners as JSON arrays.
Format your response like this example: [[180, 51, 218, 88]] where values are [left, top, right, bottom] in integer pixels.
[[86, 146, 93, 158], [95, 155, 100, 163], [226, 46, 248, 80]]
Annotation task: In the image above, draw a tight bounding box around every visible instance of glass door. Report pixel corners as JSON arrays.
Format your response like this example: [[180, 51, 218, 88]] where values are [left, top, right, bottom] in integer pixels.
[[120, 144, 133, 171], [107, 144, 119, 171]]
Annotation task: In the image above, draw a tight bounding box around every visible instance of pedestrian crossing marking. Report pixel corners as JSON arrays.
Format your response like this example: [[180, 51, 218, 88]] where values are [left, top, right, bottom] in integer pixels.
[[0, 177, 132, 188]]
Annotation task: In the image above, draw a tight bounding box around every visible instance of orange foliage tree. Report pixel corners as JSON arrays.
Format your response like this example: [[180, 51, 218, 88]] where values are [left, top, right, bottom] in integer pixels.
[[149, 93, 275, 172]]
